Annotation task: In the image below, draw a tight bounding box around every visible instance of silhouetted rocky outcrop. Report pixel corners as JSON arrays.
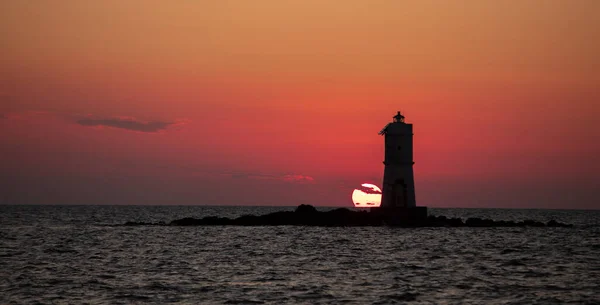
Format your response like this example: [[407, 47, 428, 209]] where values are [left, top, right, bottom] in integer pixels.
[[295, 204, 318, 214], [122, 205, 574, 228]]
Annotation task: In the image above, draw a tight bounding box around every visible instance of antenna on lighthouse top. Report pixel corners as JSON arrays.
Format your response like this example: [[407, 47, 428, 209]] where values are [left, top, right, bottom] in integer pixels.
[[393, 111, 405, 123]]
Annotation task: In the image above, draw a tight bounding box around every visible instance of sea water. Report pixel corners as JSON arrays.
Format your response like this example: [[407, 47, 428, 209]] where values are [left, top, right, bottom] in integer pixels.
[[1, 205, 599, 304]]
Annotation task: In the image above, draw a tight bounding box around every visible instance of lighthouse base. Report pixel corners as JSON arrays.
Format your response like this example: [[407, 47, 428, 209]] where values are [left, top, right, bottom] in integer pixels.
[[369, 206, 428, 226]]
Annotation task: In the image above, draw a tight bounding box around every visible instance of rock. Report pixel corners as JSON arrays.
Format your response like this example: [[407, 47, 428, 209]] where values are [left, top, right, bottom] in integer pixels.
[[121, 205, 573, 228], [169, 216, 231, 226], [465, 217, 495, 227], [295, 204, 318, 214], [169, 217, 201, 226], [448, 218, 465, 227], [233, 215, 260, 226]]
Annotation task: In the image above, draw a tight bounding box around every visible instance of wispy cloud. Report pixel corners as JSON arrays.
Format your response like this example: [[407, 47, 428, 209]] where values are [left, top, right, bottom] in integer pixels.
[[282, 174, 315, 183], [358, 184, 382, 194], [76, 117, 183, 133], [222, 172, 315, 183]]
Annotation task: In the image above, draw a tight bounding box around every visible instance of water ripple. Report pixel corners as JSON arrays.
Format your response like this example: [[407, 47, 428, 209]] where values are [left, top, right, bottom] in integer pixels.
[[1, 206, 599, 304]]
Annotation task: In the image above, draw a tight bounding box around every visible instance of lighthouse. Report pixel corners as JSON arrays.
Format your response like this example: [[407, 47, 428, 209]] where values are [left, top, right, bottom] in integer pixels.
[[379, 111, 416, 208], [365, 111, 426, 224]]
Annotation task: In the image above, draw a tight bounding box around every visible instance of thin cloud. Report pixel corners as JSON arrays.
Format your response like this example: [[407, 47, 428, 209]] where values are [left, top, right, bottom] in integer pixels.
[[282, 174, 315, 183], [223, 172, 315, 183], [359, 184, 382, 194], [76, 117, 177, 133]]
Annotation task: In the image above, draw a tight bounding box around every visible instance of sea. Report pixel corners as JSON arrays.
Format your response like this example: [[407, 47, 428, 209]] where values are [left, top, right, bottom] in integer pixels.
[[1, 205, 599, 305]]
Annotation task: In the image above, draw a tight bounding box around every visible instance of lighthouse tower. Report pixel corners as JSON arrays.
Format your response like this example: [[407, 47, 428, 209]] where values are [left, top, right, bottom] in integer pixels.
[[378, 111, 416, 208]]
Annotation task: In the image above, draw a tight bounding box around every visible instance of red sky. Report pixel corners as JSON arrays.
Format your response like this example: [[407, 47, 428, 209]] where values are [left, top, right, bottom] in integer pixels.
[[1, 1, 599, 208]]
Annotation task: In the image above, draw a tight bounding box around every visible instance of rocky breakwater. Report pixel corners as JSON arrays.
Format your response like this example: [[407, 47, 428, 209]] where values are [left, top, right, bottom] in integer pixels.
[[124, 205, 573, 228]]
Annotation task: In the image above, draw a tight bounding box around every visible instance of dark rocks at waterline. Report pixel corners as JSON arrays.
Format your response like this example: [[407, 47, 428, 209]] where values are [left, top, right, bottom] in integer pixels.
[[123, 204, 573, 228], [171, 206, 381, 227]]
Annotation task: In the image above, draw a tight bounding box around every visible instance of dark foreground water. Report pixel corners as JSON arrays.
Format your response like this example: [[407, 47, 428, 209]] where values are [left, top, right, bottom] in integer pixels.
[[1, 205, 599, 305]]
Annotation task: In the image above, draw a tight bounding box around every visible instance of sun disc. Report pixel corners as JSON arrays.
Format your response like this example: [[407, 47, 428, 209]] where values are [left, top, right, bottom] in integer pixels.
[[352, 183, 382, 207]]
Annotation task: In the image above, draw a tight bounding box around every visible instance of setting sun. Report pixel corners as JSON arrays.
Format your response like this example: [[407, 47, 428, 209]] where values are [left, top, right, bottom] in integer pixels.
[[352, 183, 382, 207]]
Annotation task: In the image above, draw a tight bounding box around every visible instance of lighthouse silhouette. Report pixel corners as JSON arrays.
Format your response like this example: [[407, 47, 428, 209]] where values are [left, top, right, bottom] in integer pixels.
[[373, 111, 427, 223], [379, 111, 416, 207]]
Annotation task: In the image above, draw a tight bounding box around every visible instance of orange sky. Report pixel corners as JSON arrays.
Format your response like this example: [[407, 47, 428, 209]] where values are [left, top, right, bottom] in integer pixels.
[[1, 1, 599, 208]]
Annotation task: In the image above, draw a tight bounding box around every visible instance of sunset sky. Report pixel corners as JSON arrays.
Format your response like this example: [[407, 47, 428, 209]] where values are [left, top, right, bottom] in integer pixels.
[[1, 1, 598, 208]]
